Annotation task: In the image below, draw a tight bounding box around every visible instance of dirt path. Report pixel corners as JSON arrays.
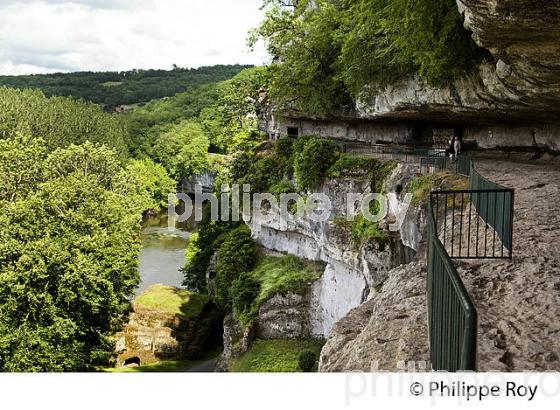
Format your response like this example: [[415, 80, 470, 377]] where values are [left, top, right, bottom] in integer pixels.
[[182, 358, 216, 372], [455, 159, 560, 371]]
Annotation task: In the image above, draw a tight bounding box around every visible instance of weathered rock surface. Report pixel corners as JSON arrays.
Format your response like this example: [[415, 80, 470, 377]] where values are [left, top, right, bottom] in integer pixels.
[[319, 262, 430, 372], [250, 175, 411, 338], [114, 291, 222, 367], [256, 292, 313, 339], [357, 1, 560, 123], [216, 313, 255, 372]]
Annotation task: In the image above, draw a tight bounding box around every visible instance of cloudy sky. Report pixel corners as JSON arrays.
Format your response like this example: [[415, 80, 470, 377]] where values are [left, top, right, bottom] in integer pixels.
[[0, 0, 269, 75]]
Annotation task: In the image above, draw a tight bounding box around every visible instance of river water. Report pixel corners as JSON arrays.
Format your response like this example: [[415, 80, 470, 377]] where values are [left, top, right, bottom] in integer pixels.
[[136, 210, 196, 296]]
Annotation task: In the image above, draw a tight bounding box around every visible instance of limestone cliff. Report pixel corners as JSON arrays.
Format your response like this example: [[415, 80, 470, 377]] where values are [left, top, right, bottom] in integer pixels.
[[249, 173, 414, 339], [358, 0, 560, 123], [319, 262, 430, 372]]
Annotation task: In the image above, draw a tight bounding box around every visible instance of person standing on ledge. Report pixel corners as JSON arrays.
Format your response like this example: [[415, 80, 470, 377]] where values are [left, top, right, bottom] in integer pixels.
[[453, 136, 462, 161]]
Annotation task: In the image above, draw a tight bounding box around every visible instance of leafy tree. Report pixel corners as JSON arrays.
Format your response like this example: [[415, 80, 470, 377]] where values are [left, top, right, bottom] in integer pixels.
[[182, 205, 240, 294], [0, 137, 142, 371], [249, 0, 349, 116], [153, 120, 210, 182], [0, 134, 48, 201], [338, 0, 486, 93], [231, 272, 261, 314], [0, 87, 128, 156], [294, 137, 341, 190], [251, 0, 485, 115], [45, 142, 124, 190], [119, 158, 177, 214], [214, 226, 258, 311]]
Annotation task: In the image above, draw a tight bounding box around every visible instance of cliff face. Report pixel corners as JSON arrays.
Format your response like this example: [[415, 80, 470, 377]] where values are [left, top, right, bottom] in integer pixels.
[[319, 262, 430, 372], [249, 175, 413, 339], [357, 0, 560, 124]]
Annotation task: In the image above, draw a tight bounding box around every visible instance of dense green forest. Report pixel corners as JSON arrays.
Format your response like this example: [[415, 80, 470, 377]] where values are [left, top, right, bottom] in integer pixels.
[[0, 65, 251, 109], [0, 63, 266, 371], [249, 0, 488, 116]]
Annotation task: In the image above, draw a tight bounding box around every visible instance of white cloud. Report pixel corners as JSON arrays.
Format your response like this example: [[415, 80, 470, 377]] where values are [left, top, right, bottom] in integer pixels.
[[0, 0, 269, 74]]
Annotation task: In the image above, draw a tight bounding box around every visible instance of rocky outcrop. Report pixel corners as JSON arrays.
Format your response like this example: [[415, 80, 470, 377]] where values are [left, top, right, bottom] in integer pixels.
[[250, 174, 412, 338], [216, 314, 255, 371], [114, 288, 222, 367], [256, 292, 314, 339], [357, 1, 560, 123], [319, 262, 430, 372], [218, 291, 315, 371]]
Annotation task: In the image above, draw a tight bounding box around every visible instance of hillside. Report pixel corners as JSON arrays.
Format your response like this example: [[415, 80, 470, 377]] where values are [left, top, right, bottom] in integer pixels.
[[0, 64, 252, 109]]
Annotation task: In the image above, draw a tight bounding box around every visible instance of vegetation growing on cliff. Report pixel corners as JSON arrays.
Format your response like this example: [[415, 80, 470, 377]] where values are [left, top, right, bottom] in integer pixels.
[[250, 0, 486, 116], [294, 137, 341, 190], [233, 256, 324, 324], [230, 339, 324, 372], [215, 226, 259, 311], [182, 205, 242, 294], [406, 172, 470, 206]]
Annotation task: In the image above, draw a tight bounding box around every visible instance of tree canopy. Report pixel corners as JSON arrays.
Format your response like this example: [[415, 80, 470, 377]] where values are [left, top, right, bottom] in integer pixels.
[[0, 136, 144, 371], [250, 0, 487, 116], [0, 87, 128, 156], [0, 65, 252, 109]]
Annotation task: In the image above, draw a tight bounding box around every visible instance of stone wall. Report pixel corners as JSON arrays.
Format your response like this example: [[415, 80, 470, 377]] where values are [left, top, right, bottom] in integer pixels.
[[267, 113, 413, 145]]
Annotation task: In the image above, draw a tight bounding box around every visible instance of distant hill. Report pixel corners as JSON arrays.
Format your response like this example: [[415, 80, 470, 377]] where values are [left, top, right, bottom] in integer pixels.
[[0, 64, 252, 109]]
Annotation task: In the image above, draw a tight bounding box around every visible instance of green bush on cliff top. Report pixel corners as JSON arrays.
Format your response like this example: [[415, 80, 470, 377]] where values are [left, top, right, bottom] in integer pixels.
[[231, 339, 324, 372]]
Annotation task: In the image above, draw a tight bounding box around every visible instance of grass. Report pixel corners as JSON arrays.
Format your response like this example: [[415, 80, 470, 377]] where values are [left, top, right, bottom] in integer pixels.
[[407, 174, 439, 206], [406, 173, 470, 206], [133, 284, 209, 320], [240, 256, 323, 323], [104, 360, 197, 373], [230, 339, 324, 372], [351, 214, 390, 250]]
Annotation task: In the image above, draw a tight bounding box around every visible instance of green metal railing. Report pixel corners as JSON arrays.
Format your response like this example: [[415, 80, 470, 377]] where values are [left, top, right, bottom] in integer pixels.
[[426, 154, 514, 371], [470, 169, 515, 256], [427, 196, 478, 371]]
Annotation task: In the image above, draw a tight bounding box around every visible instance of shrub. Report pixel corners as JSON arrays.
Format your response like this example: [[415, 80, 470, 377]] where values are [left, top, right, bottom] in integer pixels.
[[230, 339, 324, 372], [351, 214, 390, 251], [182, 204, 240, 293], [215, 225, 258, 311], [298, 349, 317, 372], [231, 272, 261, 314], [275, 137, 295, 176], [294, 137, 340, 191], [327, 154, 378, 178], [246, 155, 284, 193]]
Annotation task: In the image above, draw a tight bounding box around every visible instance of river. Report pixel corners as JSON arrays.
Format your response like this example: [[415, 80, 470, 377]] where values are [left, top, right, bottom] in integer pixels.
[[136, 209, 196, 296]]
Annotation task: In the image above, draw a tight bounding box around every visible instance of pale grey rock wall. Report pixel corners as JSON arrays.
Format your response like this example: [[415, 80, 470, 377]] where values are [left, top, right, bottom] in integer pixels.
[[465, 124, 560, 152], [319, 262, 430, 372], [267, 113, 413, 144], [256, 292, 313, 339], [249, 175, 410, 339]]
